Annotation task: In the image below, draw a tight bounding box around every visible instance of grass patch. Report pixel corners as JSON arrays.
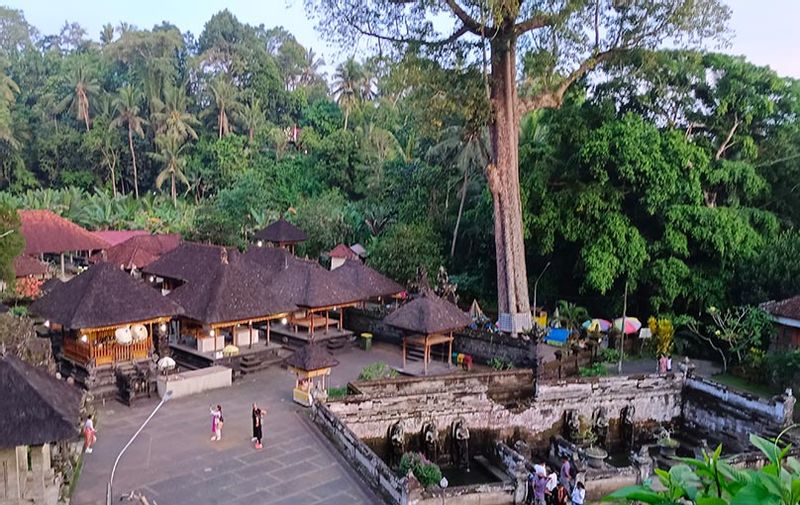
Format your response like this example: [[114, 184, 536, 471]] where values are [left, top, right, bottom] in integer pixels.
[[711, 373, 780, 398], [327, 386, 348, 398]]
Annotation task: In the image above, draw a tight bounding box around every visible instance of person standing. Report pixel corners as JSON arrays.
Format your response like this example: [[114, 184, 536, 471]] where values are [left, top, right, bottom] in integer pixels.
[[210, 405, 222, 441], [570, 482, 585, 505], [545, 471, 558, 505], [83, 416, 96, 454], [251, 403, 259, 442], [532, 472, 547, 505], [554, 482, 569, 505], [559, 456, 572, 491], [253, 407, 265, 449]]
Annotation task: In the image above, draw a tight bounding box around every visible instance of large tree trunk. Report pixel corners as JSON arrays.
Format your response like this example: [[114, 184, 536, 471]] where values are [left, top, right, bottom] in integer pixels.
[[128, 126, 139, 199], [487, 34, 531, 334]]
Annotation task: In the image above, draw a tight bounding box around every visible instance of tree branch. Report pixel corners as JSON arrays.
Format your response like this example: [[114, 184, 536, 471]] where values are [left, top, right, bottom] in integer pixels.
[[445, 0, 484, 35], [715, 114, 741, 160], [515, 0, 585, 36], [340, 9, 472, 47], [517, 49, 615, 115]]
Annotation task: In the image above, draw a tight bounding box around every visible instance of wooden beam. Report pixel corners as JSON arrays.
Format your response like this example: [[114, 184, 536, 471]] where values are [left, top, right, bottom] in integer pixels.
[[248, 322, 253, 350], [403, 338, 407, 370]]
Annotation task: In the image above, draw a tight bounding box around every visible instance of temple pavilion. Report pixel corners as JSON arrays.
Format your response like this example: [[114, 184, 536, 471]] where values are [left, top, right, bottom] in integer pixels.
[[384, 292, 471, 375], [252, 218, 308, 253]]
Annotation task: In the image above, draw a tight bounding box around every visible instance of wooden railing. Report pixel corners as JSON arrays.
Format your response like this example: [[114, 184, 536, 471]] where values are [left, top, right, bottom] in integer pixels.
[[62, 336, 152, 367]]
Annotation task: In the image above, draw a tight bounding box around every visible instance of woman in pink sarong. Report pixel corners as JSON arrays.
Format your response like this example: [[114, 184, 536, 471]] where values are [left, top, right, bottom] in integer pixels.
[[210, 405, 222, 441]]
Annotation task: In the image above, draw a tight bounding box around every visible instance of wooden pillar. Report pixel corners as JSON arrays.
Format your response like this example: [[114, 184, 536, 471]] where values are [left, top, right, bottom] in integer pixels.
[[448, 333, 453, 368], [267, 322, 271, 347], [60, 253, 65, 278], [310, 311, 314, 341], [402, 338, 407, 369], [424, 335, 429, 375], [339, 309, 344, 330], [325, 310, 329, 334]]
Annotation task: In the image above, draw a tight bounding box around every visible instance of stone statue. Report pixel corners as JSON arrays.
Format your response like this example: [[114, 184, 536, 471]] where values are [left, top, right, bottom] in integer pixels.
[[593, 407, 609, 450], [565, 410, 581, 443], [421, 422, 438, 463], [452, 419, 470, 470], [621, 405, 636, 451], [388, 421, 405, 468]]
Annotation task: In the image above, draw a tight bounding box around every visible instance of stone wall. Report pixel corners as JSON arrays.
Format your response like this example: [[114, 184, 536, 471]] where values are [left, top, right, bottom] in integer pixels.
[[682, 376, 795, 451], [331, 371, 685, 448], [346, 310, 536, 368], [312, 401, 408, 505]]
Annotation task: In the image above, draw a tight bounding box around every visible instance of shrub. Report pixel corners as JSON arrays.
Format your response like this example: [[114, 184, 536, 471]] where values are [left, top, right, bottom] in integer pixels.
[[598, 347, 624, 363], [358, 362, 398, 381], [579, 363, 608, 377], [489, 356, 513, 371], [398, 452, 442, 487]]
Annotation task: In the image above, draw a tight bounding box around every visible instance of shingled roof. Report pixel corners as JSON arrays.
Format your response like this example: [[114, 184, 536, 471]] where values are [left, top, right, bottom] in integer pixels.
[[19, 210, 109, 255], [0, 355, 82, 448], [14, 255, 49, 277], [763, 295, 800, 322], [29, 262, 183, 329], [167, 249, 296, 325], [92, 230, 150, 247], [285, 343, 339, 371], [91, 234, 181, 270], [384, 293, 471, 335], [143, 242, 237, 284], [244, 245, 301, 275], [330, 259, 404, 299], [269, 259, 364, 309], [328, 244, 359, 260], [253, 218, 307, 244]]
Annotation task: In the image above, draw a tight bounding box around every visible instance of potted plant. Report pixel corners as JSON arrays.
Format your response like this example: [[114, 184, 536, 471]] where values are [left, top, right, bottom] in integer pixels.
[[656, 428, 680, 458], [578, 416, 608, 468]]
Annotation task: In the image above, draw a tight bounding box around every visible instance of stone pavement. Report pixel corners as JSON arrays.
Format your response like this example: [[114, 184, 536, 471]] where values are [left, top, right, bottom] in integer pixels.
[[72, 344, 407, 505]]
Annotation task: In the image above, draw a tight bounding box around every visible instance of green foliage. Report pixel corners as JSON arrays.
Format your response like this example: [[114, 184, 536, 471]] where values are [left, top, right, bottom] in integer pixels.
[[358, 362, 397, 381], [368, 223, 444, 285], [293, 190, 354, 259], [327, 386, 348, 399], [0, 201, 24, 287], [605, 434, 800, 505], [598, 348, 624, 364], [398, 452, 442, 488], [488, 357, 513, 371], [579, 363, 608, 377]]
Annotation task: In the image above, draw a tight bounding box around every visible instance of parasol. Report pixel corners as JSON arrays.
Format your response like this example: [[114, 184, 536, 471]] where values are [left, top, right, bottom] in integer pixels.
[[582, 319, 612, 332], [613, 317, 642, 334]]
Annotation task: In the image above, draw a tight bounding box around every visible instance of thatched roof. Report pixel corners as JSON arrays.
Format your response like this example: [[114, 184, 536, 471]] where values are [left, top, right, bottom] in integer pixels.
[[329, 244, 359, 260], [330, 259, 404, 299], [40, 277, 62, 296], [244, 245, 301, 275], [384, 293, 471, 335], [91, 234, 181, 270], [14, 255, 48, 277], [92, 230, 150, 246], [763, 295, 800, 321], [0, 355, 82, 448], [19, 210, 109, 255], [167, 249, 296, 325], [253, 218, 307, 244], [29, 262, 183, 329], [143, 242, 237, 284], [285, 344, 339, 371], [269, 259, 364, 309]]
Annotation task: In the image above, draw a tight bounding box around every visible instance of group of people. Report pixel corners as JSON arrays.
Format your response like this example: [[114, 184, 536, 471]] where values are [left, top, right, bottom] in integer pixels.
[[658, 354, 673, 374], [209, 403, 266, 449], [527, 456, 585, 505]]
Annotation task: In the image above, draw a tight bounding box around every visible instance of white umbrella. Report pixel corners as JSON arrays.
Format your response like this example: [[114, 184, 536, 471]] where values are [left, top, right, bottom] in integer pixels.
[[115, 326, 132, 345], [132, 324, 148, 342], [158, 356, 176, 371]]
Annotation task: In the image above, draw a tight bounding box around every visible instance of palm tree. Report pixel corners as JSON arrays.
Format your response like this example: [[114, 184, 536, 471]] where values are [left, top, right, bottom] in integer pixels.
[[332, 58, 365, 130], [556, 301, 590, 332], [110, 85, 147, 198], [237, 95, 265, 142], [100, 23, 115, 46], [56, 63, 99, 131], [203, 76, 240, 139], [300, 48, 325, 86], [152, 84, 199, 141], [427, 125, 490, 257], [149, 134, 189, 207]]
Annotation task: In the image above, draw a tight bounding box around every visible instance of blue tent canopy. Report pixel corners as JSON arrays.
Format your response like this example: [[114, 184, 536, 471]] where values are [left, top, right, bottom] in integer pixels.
[[546, 328, 570, 346]]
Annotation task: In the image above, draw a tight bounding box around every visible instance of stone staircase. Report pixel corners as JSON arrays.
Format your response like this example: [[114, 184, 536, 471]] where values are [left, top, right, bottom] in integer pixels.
[[239, 347, 293, 375]]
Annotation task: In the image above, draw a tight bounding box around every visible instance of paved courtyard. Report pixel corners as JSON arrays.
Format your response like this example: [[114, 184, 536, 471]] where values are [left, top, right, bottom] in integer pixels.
[[72, 344, 408, 505]]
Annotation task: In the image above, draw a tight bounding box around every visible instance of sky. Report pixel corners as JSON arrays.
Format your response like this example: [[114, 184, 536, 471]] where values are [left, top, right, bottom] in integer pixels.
[[3, 0, 800, 79]]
